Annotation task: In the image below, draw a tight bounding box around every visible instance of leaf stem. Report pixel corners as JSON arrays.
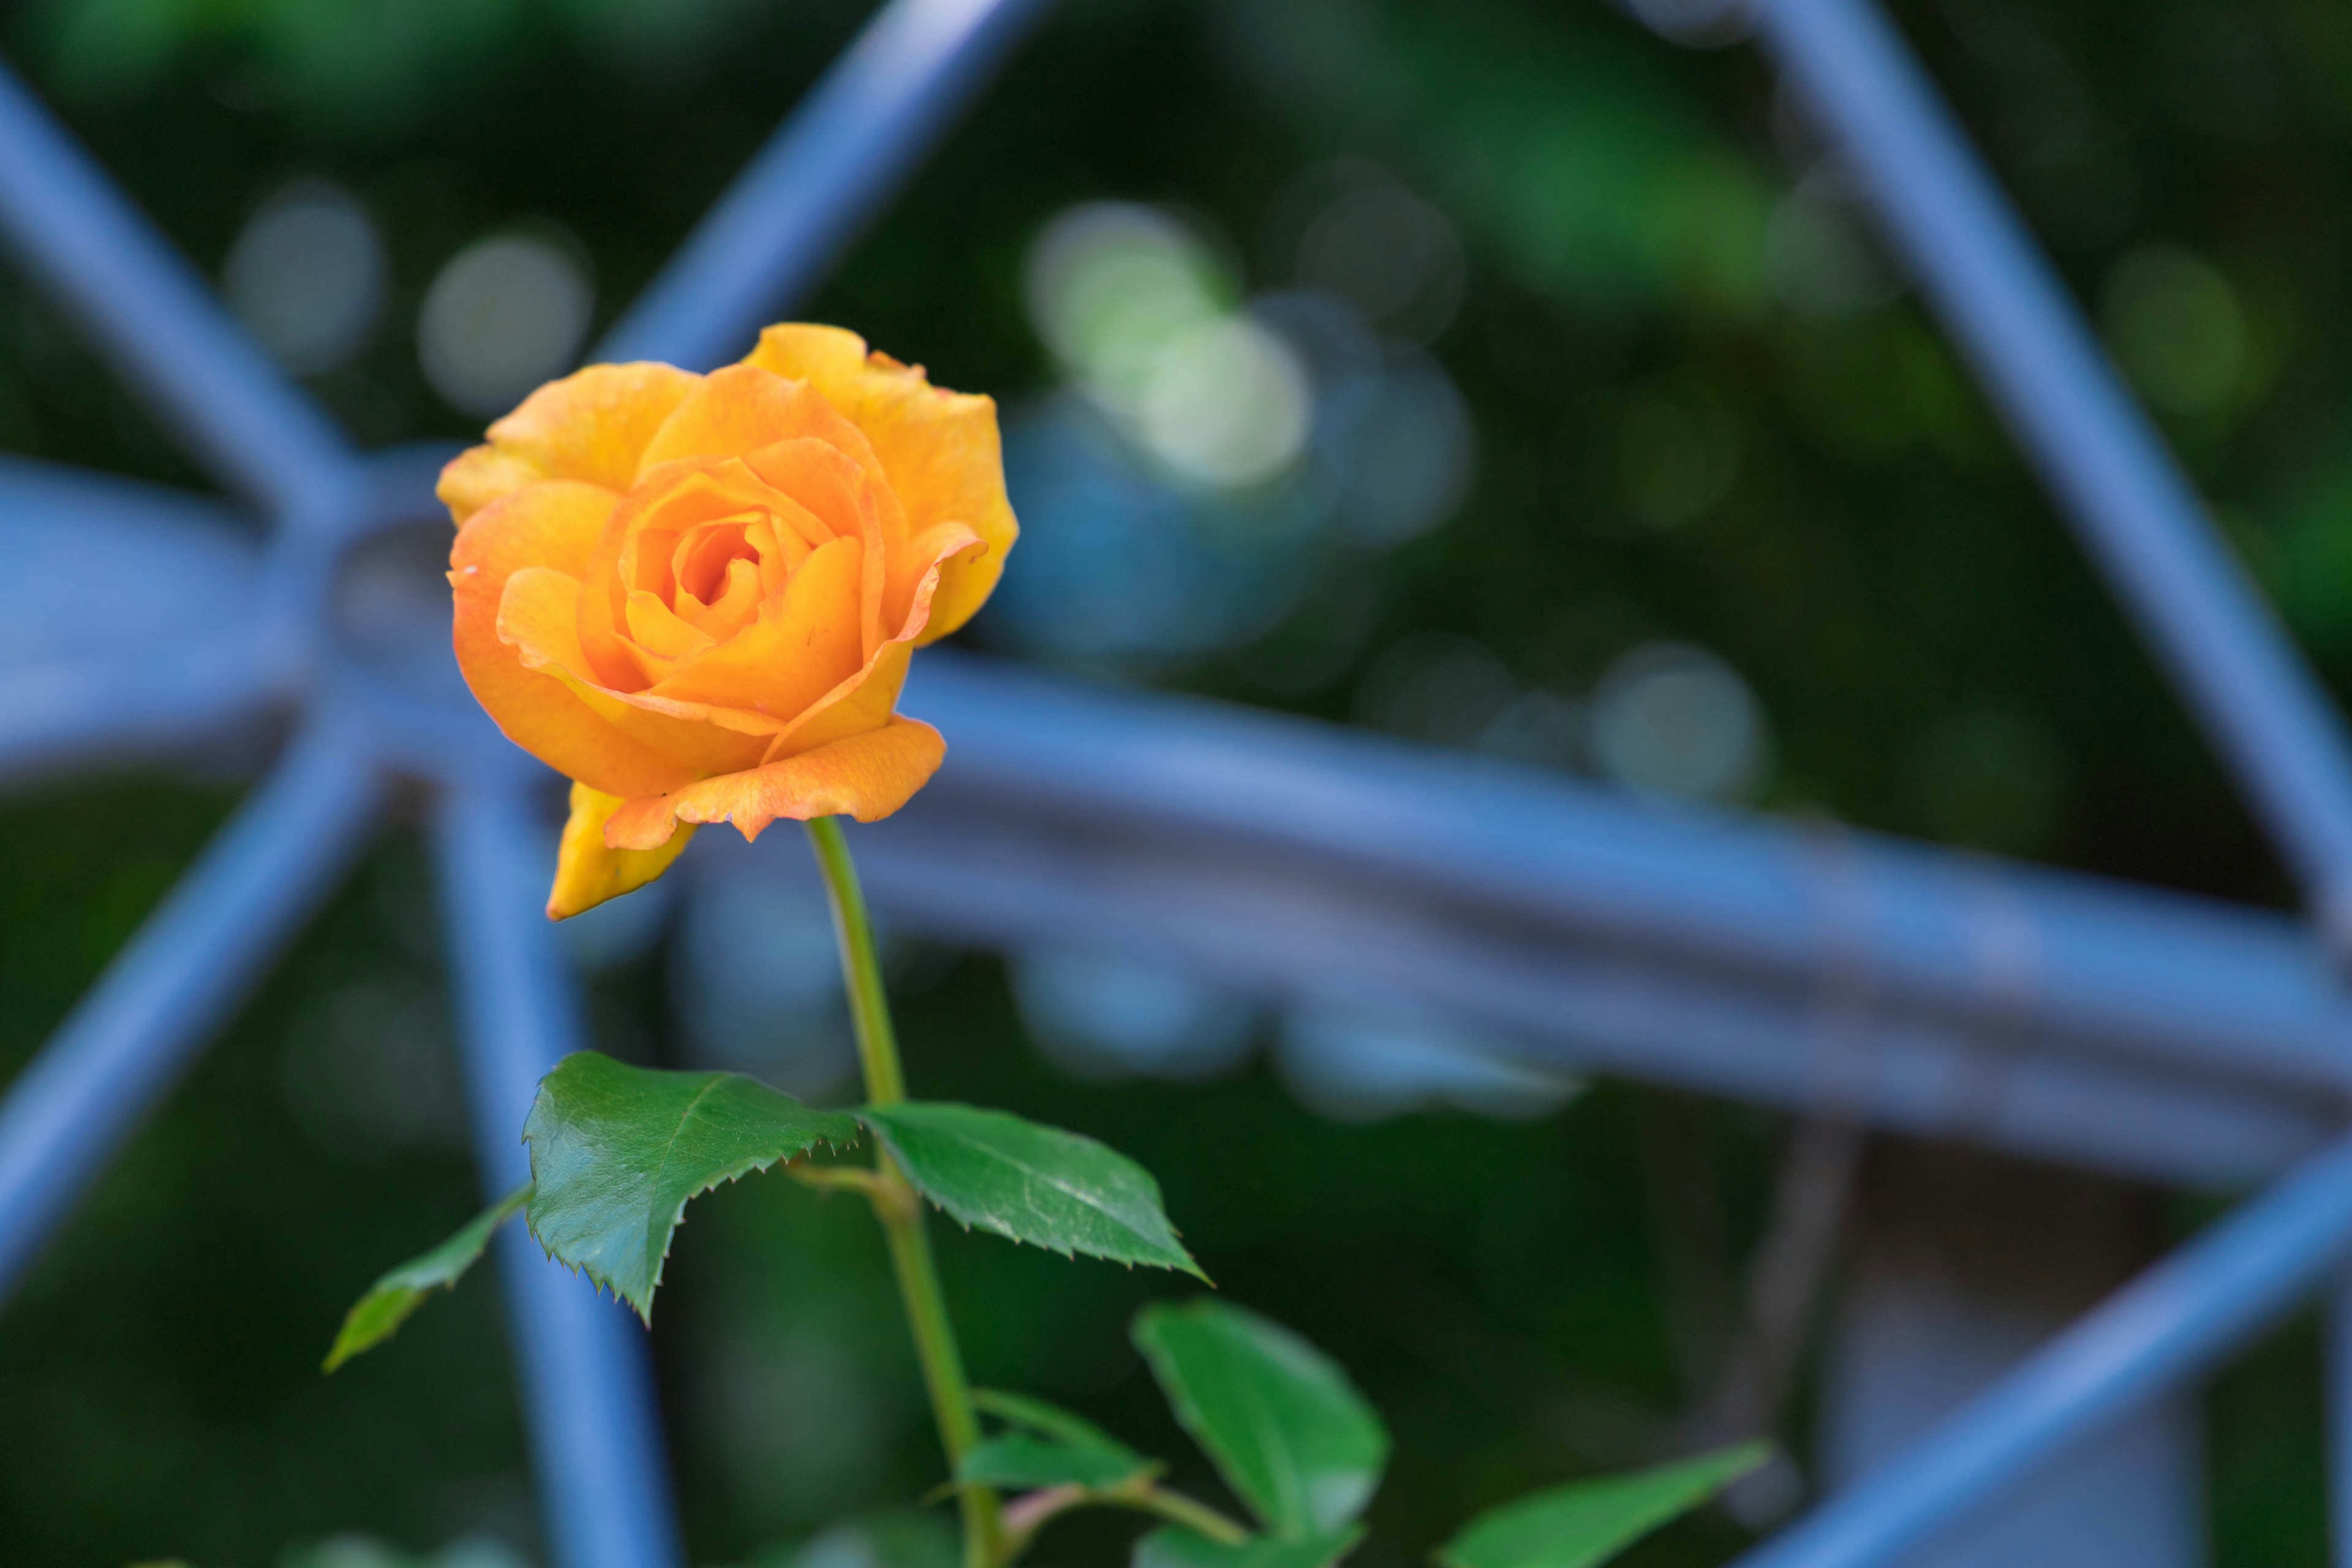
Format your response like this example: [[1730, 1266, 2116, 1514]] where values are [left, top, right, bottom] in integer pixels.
[[997, 1480, 1253, 1563], [806, 815, 1001, 1568], [1127, 1484, 1254, 1546]]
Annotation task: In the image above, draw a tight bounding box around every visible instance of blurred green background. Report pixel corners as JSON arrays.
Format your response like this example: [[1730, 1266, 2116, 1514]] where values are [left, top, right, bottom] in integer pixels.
[[1, 0, 2344, 1562]]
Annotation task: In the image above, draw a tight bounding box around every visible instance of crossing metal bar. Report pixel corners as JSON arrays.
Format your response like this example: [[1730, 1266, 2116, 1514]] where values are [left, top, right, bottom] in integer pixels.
[[0, 637, 285, 790], [857, 656, 2352, 1186], [433, 775, 684, 1568], [0, 726, 383, 1302], [0, 59, 358, 524], [1736, 1130, 2352, 1568], [597, 0, 1060, 369], [1749, 0, 2352, 940]]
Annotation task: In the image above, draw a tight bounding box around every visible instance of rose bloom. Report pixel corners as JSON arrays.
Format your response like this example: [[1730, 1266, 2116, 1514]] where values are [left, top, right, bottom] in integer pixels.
[[439, 324, 1016, 919]]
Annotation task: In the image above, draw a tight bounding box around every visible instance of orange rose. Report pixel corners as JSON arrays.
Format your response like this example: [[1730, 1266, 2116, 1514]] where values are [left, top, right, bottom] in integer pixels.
[[439, 324, 1016, 919]]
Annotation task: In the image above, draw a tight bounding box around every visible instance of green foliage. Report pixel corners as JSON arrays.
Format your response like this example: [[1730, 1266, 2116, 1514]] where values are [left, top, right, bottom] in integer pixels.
[[322, 1185, 529, 1371], [1131, 1526, 1360, 1568], [1436, 1442, 1771, 1568], [962, 1390, 1158, 1491], [522, 1052, 860, 1322], [959, 1433, 1155, 1494], [1132, 1300, 1387, 1540], [861, 1102, 1203, 1278]]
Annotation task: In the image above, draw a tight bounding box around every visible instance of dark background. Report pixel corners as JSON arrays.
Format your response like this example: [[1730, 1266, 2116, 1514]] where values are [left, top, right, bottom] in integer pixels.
[[0, 0, 2341, 1562]]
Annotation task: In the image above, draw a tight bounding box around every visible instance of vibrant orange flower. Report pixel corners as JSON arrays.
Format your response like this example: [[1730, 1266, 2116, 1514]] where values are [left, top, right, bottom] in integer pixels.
[[440, 325, 1016, 919]]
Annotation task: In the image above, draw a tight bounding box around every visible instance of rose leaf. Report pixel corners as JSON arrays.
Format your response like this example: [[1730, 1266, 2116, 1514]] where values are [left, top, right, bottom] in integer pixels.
[[323, 1183, 530, 1371], [523, 1050, 861, 1322], [860, 1102, 1204, 1278], [1436, 1442, 1773, 1568], [1133, 1300, 1387, 1539]]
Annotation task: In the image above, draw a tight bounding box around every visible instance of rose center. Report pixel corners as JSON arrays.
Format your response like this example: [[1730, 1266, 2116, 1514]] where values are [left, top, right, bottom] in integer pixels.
[[674, 518, 756, 606]]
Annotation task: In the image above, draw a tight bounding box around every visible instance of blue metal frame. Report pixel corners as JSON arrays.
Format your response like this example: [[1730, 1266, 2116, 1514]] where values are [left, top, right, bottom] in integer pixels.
[[0, 0, 2346, 1562]]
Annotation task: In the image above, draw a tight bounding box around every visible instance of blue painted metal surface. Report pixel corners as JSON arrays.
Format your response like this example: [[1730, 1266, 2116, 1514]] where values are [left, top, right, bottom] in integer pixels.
[[0, 458, 288, 786], [435, 779, 684, 1568], [0, 727, 382, 1301], [598, 0, 1061, 369], [1748, 0, 2352, 938], [1735, 1132, 2352, 1568], [0, 58, 358, 525]]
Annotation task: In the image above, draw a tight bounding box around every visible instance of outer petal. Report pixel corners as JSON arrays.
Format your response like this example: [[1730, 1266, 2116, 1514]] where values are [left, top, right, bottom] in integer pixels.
[[439, 363, 702, 524], [605, 717, 946, 849], [548, 782, 697, 919], [450, 481, 694, 799], [636, 363, 892, 488], [742, 325, 1016, 641]]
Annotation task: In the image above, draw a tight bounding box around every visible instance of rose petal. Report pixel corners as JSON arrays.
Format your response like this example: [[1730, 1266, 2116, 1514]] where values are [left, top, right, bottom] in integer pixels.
[[496, 565, 776, 771], [742, 324, 1016, 643], [751, 511, 973, 764], [548, 781, 697, 919], [649, 533, 867, 722], [450, 481, 693, 800], [635, 363, 892, 489], [605, 716, 946, 849], [579, 458, 820, 690], [439, 363, 701, 523], [742, 436, 897, 659]]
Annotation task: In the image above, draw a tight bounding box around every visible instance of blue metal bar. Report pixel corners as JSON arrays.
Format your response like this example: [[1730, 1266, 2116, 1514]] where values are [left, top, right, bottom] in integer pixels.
[[903, 656, 2352, 1112], [0, 636, 288, 791], [0, 457, 294, 786], [1735, 1131, 2352, 1568], [0, 726, 382, 1303], [1749, 0, 2352, 936], [432, 775, 683, 1568], [0, 58, 358, 524], [597, 0, 1060, 368]]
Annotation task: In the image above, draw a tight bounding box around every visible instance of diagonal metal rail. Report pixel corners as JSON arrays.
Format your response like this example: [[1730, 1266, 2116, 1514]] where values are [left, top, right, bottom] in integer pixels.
[[1749, 0, 2352, 940], [435, 776, 682, 1568], [0, 59, 359, 525], [0, 726, 383, 1300]]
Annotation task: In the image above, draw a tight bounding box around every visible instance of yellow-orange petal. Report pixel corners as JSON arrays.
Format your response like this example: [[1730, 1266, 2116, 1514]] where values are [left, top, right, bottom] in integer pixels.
[[439, 363, 703, 528], [888, 521, 986, 643], [635, 363, 891, 488], [605, 716, 946, 849], [548, 782, 698, 919], [742, 324, 1016, 643], [649, 533, 866, 722], [764, 639, 911, 762], [439, 445, 546, 527], [495, 564, 777, 770], [450, 481, 694, 800]]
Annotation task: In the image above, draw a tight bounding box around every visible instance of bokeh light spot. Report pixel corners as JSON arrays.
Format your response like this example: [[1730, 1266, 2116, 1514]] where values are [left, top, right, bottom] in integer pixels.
[[418, 231, 594, 417], [222, 179, 386, 375]]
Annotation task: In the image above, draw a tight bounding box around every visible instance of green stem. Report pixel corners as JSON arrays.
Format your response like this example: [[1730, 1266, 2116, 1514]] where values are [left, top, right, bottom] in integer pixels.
[[1128, 1485, 1253, 1546], [807, 815, 1001, 1568], [998, 1482, 1252, 1564]]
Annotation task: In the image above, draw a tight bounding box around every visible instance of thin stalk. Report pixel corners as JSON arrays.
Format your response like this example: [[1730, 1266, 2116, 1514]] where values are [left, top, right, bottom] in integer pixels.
[[807, 815, 1001, 1568], [1128, 1486, 1253, 1545], [998, 1481, 1253, 1564]]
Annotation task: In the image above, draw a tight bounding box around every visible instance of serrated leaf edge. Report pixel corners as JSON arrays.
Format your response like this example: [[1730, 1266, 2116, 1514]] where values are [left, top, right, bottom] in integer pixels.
[[862, 1104, 1208, 1281], [521, 1071, 859, 1325]]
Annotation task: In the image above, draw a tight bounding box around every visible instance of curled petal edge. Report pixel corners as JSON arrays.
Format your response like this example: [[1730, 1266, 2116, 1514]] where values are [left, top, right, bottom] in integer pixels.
[[603, 717, 946, 851]]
